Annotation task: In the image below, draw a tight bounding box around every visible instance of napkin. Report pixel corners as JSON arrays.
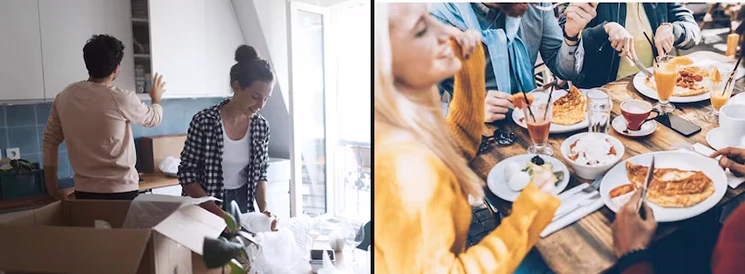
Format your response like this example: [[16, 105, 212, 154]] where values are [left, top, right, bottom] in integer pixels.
[[690, 143, 745, 188], [540, 192, 604, 238]]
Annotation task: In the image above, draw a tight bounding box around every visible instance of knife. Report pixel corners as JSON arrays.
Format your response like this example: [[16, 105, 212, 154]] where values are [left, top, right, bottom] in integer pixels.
[[552, 192, 601, 222], [628, 56, 653, 77], [637, 156, 655, 219]]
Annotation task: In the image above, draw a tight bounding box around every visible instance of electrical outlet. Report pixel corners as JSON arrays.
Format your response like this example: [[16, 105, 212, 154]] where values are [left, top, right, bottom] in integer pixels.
[[6, 148, 19, 160]]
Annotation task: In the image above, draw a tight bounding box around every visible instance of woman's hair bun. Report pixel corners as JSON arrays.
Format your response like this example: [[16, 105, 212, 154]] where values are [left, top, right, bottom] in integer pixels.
[[235, 45, 259, 63]]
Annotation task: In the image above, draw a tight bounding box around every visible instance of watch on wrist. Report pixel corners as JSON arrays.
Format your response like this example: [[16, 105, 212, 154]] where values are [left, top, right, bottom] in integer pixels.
[[616, 249, 650, 271], [563, 27, 580, 42]]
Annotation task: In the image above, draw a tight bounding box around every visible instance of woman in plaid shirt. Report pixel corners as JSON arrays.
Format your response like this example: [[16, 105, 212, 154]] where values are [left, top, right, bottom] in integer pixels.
[[178, 45, 277, 229]]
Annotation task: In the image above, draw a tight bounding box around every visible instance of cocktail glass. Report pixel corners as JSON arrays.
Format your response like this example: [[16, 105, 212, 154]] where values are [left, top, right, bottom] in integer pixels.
[[706, 67, 734, 123], [653, 56, 678, 114], [523, 103, 553, 156]]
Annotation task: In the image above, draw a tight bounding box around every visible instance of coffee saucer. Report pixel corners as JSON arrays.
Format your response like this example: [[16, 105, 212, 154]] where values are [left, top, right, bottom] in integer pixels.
[[706, 127, 745, 151], [612, 116, 657, 137]]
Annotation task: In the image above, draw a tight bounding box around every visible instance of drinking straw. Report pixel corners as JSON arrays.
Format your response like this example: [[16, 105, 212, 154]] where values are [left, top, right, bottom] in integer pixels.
[[644, 32, 660, 68], [522, 91, 536, 123], [544, 84, 554, 119], [723, 56, 743, 96]]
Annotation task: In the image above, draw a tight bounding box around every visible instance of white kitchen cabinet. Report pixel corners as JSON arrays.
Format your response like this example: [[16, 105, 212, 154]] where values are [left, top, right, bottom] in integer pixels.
[[205, 0, 246, 96], [149, 0, 208, 97], [0, 0, 45, 100], [38, 0, 135, 99]]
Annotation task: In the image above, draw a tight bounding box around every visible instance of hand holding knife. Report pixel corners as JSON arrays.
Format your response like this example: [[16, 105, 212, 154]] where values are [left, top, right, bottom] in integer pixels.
[[637, 156, 655, 220]]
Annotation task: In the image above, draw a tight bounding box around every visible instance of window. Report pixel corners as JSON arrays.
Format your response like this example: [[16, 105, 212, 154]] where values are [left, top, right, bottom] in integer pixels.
[[289, 0, 370, 222]]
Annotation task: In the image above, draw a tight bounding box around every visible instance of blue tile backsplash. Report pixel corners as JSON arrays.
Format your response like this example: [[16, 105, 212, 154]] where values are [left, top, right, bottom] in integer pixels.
[[0, 97, 226, 186]]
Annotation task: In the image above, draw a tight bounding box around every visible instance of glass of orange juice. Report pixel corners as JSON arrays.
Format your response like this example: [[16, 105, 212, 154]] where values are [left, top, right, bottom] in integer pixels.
[[653, 56, 678, 114], [706, 67, 734, 123]]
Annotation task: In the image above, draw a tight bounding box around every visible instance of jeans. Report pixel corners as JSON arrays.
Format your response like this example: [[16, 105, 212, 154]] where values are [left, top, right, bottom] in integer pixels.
[[223, 184, 250, 214]]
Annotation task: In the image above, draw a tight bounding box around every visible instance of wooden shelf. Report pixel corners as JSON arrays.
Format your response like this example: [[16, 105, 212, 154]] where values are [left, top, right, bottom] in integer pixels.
[[132, 17, 149, 23], [134, 53, 150, 58]]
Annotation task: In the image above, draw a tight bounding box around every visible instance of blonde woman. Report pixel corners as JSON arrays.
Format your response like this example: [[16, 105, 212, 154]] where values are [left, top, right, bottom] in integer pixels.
[[374, 3, 561, 273]]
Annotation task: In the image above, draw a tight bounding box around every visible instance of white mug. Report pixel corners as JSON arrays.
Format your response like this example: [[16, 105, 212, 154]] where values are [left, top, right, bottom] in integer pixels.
[[719, 104, 745, 146]]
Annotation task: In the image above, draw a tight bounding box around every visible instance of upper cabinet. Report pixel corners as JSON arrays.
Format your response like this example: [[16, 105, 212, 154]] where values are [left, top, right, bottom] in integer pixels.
[[149, 0, 208, 97], [205, 0, 247, 96], [0, 0, 244, 103], [38, 0, 135, 99], [0, 0, 45, 101]]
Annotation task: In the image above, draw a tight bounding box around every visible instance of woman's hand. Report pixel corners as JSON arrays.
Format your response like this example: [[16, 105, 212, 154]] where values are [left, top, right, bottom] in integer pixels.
[[484, 90, 514, 123], [612, 190, 657, 258], [604, 22, 637, 59], [654, 23, 675, 56], [262, 210, 279, 231], [711, 147, 745, 177], [449, 28, 481, 60]]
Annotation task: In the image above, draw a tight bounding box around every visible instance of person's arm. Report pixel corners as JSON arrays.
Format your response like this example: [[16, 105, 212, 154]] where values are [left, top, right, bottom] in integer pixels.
[[666, 3, 701, 50], [255, 124, 270, 213], [115, 91, 163, 128], [558, 5, 609, 52], [711, 186, 745, 273], [539, 5, 585, 81], [42, 102, 66, 200], [446, 42, 485, 160], [375, 151, 560, 273], [178, 115, 225, 217]]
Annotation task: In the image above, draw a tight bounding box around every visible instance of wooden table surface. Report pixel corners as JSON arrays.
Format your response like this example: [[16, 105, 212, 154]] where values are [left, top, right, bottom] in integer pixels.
[[472, 51, 745, 274]]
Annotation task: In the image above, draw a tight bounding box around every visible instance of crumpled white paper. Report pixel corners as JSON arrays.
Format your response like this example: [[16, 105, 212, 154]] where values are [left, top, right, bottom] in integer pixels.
[[241, 212, 273, 234], [159, 156, 180, 176], [247, 229, 311, 274]]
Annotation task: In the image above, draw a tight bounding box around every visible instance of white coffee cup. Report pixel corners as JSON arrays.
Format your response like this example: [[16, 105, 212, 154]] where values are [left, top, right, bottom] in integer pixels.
[[719, 104, 745, 146]]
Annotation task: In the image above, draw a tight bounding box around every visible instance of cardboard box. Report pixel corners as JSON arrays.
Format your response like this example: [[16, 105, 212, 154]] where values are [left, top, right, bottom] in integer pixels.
[[0, 196, 226, 274], [139, 134, 187, 173]]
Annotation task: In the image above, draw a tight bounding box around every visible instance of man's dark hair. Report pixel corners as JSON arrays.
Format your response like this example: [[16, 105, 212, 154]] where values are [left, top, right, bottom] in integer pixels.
[[83, 34, 125, 78]]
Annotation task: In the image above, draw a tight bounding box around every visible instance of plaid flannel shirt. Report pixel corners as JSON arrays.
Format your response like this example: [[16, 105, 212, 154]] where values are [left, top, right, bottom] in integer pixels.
[[178, 99, 270, 212]]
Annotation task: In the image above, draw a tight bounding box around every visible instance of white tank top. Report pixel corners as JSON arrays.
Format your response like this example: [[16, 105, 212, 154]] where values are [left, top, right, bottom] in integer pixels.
[[221, 120, 251, 190]]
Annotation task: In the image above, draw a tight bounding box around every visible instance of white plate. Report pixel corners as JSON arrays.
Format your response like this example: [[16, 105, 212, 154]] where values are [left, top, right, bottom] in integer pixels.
[[512, 89, 589, 134], [599, 151, 728, 222], [487, 154, 570, 202], [632, 61, 742, 103], [706, 127, 745, 151], [611, 116, 657, 137]]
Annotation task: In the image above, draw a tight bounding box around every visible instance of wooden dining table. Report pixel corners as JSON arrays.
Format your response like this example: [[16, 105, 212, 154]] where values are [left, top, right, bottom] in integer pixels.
[[473, 51, 745, 274]]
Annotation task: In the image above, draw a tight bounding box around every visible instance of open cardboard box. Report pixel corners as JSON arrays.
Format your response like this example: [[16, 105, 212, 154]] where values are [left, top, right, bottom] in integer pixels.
[[0, 195, 226, 274]]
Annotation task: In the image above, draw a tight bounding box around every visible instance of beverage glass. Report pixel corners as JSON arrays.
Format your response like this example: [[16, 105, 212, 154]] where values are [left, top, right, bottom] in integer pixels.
[[587, 88, 613, 134], [523, 103, 553, 156], [706, 67, 734, 123], [653, 56, 678, 114], [620, 100, 659, 131]]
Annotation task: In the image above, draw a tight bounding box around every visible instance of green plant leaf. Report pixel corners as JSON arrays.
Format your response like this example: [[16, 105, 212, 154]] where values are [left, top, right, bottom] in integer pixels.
[[227, 259, 245, 274], [202, 237, 242, 269], [223, 214, 240, 234]]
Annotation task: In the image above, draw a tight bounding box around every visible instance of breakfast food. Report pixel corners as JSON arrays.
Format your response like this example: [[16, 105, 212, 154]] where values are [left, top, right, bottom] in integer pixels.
[[624, 162, 715, 207], [510, 92, 535, 109], [503, 156, 563, 192], [552, 86, 586, 125], [609, 183, 636, 207], [644, 64, 711, 97], [567, 135, 618, 166], [668, 56, 694, 67]]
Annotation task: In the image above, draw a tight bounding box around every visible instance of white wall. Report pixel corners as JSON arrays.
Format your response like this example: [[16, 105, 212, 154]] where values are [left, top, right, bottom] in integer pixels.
[[231, 0, 291, 159]]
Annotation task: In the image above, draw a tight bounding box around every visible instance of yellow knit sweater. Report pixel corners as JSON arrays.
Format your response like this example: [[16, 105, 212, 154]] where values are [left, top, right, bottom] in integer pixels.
[[374, 43, 561, 273]]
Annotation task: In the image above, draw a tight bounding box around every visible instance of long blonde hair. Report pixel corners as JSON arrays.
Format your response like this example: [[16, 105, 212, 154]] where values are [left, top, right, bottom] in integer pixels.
[[374, 3, 484, 198]]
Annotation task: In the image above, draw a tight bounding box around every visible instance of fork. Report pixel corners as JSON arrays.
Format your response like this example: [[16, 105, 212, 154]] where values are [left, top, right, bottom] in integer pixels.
[[582, 176, 603, 193]]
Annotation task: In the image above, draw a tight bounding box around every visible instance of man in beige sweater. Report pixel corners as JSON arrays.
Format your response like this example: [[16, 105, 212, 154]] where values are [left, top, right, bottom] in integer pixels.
[[43, 34, 166, 200]]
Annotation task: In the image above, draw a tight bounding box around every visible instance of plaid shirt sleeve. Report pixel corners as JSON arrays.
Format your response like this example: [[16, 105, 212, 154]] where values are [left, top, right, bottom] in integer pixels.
[[178, 114, 207, 187], [258, 123, 270, 181]]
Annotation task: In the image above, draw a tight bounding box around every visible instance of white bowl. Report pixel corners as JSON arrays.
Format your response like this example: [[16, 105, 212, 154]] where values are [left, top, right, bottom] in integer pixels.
[[560, 133, 625, 180]]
